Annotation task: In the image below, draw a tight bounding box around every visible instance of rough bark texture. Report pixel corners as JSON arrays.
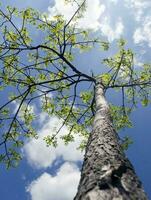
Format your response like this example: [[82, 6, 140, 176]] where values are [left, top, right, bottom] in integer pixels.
[[74, 81, 148, 200]]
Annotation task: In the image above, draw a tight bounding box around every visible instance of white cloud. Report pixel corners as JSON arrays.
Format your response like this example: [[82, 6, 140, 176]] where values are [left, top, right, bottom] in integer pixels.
[[23, 116, 84, 169], [48, 0, 105, 31], [47, 0, 124, 41], [133, 29, 144, 44], [125, 0, 150, 9], [133, 57, 144, 68], [27, 162, 80, 200], [13, 101, 35, 116], [133, 16, 151, 47], [124, 0, 151, 47], [124, 0, 151, 21], [100, 17, 124, 42], [109, 0, 118, 3]]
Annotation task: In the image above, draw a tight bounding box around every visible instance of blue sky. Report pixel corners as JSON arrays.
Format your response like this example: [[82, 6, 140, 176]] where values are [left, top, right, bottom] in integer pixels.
[[0, 0, 151, 199]]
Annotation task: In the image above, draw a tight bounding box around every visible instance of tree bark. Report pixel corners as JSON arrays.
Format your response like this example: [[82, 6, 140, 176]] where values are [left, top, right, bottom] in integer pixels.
[[74, 80, 148, 200]]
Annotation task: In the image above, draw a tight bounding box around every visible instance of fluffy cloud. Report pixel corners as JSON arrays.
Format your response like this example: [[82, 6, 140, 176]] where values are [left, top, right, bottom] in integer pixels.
[[27, 162, 80, 200], [47, 0, 124, 41], [125, 0, 150, 9], [23, 115, 84, 169], [100, 17, 124, 42], [109, 0, 118, 3], [48, 0, 105, 31], [133, 16, 151, 47], [124, 0, 151, 21]]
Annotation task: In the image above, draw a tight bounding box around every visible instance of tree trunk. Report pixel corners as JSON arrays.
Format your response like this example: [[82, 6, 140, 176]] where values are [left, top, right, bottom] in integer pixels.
[[74, 80, 148, 200]]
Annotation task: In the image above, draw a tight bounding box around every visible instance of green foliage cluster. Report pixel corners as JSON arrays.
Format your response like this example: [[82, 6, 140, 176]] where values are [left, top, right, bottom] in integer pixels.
[[0, 2, 150, 168], [0, 4, 97, 167]]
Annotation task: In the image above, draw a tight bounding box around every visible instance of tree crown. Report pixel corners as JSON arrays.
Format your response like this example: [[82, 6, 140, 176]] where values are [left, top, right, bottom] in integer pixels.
[[0, 2, 150, 168]]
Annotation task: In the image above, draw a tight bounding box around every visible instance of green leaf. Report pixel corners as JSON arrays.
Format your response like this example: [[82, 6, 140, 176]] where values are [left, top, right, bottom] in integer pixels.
[[101, 73, 111, 85], [118, 38, 126, 48], [43, 135, 58, 147], [61, 134, 74, 145], [101, 42, 109, 51], [121, 136, 133, 151], [80, 91, 92, 104], [141, 98, 149, 107]]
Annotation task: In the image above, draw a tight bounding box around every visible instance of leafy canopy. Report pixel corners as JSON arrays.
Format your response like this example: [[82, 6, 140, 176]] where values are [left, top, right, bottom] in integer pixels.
[[0, 1, 150, 168]]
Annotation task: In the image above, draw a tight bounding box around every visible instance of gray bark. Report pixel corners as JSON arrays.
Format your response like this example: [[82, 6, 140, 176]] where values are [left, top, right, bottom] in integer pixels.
[[74, 81, 148, 200]]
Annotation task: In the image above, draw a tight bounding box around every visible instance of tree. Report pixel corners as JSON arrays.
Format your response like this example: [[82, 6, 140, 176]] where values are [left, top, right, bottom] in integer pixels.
[[0, 1, 150, 199]]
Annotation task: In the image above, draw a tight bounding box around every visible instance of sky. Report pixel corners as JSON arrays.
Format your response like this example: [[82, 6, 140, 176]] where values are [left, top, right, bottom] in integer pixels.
[[0, 0, 151, 200]]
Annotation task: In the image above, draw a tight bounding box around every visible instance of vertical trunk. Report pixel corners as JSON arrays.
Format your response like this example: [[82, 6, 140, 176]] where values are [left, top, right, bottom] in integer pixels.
[[74, 81, 147, 200]]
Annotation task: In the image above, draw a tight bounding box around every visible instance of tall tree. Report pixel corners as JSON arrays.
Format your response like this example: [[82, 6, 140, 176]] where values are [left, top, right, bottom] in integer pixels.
[[0, 1, 150, 199]]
